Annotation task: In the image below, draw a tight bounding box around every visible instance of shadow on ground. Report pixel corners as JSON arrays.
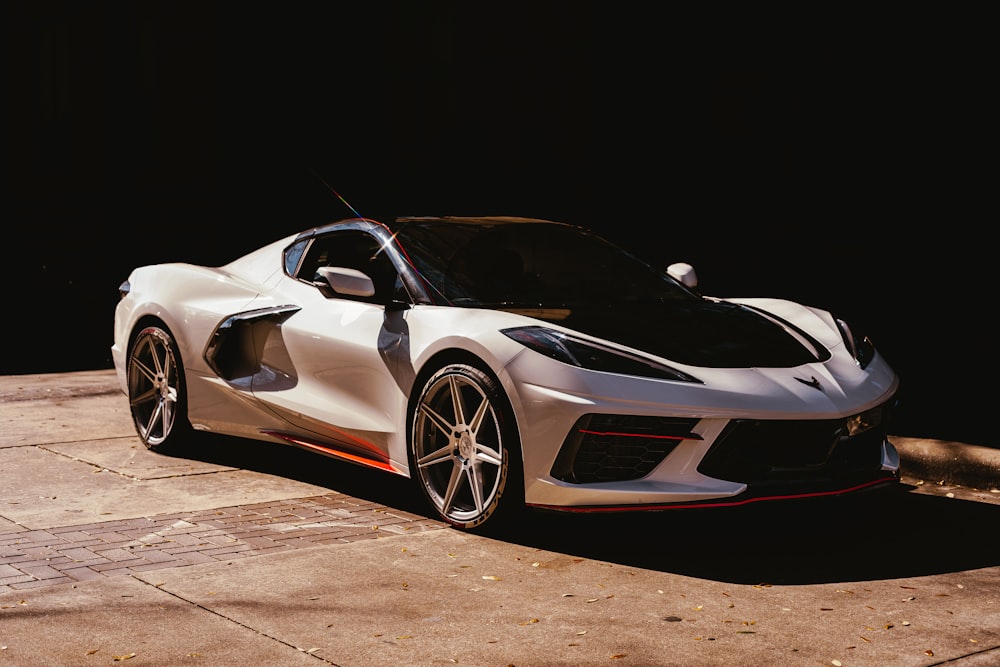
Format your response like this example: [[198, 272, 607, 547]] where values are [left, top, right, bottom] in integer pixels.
[[169, 432, 1000, 587]]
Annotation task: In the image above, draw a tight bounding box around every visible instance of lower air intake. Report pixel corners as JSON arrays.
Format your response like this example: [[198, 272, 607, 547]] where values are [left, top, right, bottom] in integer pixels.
[[551, 414, 701, 484]]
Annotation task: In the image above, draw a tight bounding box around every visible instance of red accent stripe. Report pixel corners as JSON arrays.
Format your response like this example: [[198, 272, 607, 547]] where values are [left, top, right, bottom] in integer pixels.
[[578, 429, 700, 441], [526, 478, 897, 513], [261, 430, 401, 474]]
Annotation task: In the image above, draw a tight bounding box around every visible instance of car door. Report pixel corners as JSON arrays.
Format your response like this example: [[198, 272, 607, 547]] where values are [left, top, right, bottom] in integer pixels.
[[250, 229, 411, 469]]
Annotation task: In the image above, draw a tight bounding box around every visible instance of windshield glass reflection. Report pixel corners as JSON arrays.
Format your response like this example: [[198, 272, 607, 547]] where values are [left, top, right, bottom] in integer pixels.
[[393, 221, 696, 307]]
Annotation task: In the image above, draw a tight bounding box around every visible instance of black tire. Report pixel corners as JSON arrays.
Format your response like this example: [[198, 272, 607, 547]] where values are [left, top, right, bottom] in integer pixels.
[[127, 325, 192, 452], [410, 363, 523, 531]]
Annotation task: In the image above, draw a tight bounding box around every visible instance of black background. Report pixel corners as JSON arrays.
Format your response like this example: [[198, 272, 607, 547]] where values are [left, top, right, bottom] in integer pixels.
[[3, 4, 991, 446]]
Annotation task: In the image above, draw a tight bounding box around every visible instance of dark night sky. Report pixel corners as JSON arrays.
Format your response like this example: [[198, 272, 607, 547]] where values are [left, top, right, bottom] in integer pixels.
[[3, 4, 991, 445]]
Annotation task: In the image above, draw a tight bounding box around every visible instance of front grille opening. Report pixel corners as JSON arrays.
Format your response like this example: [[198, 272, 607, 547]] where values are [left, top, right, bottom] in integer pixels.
[[551, 414, 701, 484], [696, 400, 895, 487]]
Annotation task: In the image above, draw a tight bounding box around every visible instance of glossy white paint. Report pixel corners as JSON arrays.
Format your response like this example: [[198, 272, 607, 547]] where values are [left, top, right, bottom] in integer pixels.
[[113, 220, 901, 515]]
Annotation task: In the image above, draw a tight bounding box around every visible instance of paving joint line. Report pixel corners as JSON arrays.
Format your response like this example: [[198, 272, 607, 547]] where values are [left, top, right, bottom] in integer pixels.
[[131, 576, 345, 665]]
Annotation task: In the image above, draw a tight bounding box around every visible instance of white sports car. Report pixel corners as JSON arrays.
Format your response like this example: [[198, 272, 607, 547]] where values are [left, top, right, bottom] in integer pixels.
[[112, 215, 901, 530]]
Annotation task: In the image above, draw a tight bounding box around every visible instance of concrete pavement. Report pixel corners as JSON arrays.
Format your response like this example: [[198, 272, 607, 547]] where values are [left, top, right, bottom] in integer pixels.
[[1, 370, 999, 666]]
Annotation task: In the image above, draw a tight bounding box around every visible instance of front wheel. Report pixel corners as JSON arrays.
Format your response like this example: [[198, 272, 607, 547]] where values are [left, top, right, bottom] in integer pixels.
[[127, 325, 192, 452], [410, 363, 523, 531]]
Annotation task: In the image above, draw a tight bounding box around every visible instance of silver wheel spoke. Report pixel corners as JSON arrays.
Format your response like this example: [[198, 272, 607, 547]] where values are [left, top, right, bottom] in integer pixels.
[[130, 386, 157, 409], [159, 348, 173, 381], [417, 443, 455, 468], [447, 375, 466, 424], [419, 402, 455, 438], [467, 398, 502, 465], [158, 397, 174, 436], [467, 395, 488, 434], [464, 463, 485, 513], [142, 398, 164, 439], [149, 339, 165, 376], [441, 462, 466, 513], [132, 355, 157, 385], [473, 443, 503, 467]]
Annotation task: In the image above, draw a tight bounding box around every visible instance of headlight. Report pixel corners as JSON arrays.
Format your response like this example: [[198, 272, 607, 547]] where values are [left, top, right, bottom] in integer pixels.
[[502, 326, 702, 383], [835, 318, 876, 369]]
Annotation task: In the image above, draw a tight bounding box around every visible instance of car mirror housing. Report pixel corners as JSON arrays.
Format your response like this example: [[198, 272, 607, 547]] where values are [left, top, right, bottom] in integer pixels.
[[667, 262, 698, 289], [315, 266, 376, 297]]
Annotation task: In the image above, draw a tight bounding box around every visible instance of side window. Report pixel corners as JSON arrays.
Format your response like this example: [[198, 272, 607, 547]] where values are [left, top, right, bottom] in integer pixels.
[[296, 231, 400, 304], [284, 239, 309, 276], [296, 241, 330, 283]]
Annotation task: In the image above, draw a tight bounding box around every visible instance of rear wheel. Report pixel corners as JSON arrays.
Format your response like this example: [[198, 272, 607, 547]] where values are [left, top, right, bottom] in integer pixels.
[[410, 363, 523, 531], [127, 325, 191, 452]]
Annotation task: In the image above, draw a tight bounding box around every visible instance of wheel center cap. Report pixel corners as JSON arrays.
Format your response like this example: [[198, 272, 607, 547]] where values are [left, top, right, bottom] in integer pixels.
[[458, 432, 474, 458]]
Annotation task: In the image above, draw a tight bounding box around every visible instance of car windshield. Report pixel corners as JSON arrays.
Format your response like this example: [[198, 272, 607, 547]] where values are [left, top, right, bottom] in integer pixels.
[[390, 220, 697, 307]]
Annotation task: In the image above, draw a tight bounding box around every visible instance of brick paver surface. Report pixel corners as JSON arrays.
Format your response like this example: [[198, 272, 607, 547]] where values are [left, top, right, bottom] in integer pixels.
[[0, 494, 445, 593]]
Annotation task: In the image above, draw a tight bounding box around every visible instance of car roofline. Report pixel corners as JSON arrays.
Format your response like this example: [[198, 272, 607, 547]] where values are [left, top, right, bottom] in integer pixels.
[[292, 217, 387, 243]]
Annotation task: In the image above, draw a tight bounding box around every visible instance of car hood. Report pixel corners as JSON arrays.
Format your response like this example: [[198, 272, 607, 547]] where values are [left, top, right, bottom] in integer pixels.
[[504, 298, 830, 369]]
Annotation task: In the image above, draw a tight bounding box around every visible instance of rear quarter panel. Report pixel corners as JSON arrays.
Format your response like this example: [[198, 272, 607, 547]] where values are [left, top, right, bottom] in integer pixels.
[[113, 262, 274, 387]]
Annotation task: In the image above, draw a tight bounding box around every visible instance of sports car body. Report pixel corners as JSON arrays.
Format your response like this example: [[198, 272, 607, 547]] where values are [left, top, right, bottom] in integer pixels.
[[112, 216, 901, 530]]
